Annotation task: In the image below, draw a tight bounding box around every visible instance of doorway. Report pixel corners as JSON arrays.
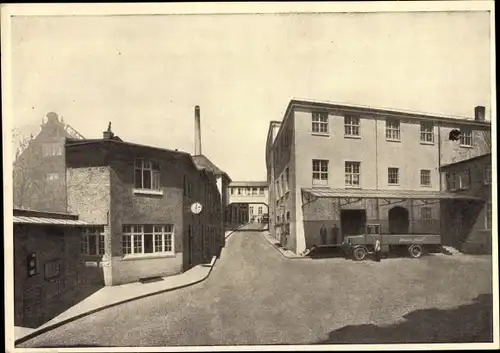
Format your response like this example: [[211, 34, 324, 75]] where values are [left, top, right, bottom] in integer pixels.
[[388, 206, 410, 234], [340, 209, 367, 236]]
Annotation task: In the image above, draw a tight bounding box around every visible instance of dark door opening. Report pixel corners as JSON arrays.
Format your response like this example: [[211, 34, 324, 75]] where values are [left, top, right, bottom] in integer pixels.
[[388, 206, 410, 234], [340, 209, 367, 237]]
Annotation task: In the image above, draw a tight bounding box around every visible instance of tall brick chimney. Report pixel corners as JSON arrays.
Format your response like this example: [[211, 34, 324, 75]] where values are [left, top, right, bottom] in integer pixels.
[[474, 106, 486, 121], [194, 105, 202, 155]]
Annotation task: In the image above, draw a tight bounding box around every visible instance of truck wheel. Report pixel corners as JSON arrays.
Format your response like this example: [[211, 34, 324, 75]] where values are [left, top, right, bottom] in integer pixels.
[[353, 247, 367, 261], [409, 244, 423, 259]]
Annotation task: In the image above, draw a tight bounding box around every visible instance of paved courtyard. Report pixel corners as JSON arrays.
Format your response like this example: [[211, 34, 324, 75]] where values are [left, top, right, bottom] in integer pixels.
[[18, 230, 493, 347]]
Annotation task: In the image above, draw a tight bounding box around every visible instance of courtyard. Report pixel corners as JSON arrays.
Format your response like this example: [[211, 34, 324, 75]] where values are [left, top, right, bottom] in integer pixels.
[[18, 229, 493, 347]]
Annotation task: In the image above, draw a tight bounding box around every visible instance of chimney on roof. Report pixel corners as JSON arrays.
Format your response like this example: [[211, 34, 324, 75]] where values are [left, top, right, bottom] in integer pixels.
[[46, 112, 59, 124], [103, 121, 114, 139], [474, 106, 486, 121], [194, 105, 202, 155]]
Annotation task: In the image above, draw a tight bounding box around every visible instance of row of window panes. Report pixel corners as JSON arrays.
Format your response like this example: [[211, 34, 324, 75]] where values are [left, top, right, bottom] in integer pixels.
[[313, 160, 432, 187], [122, 224, 174, 255], [42, 143, 63, 157], [446, 170, 471, 190], [249, 206, 264, 215], [81, 226, 105, 255], [311, 114, 474, 146], [230, 187, 266, 196]]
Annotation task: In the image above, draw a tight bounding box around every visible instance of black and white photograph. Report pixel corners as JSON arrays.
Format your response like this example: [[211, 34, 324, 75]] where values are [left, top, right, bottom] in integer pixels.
[[2, 1, 498, 351]]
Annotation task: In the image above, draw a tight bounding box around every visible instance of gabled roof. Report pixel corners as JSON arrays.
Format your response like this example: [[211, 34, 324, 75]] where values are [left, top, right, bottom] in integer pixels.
[[192, 154, 231, 181]]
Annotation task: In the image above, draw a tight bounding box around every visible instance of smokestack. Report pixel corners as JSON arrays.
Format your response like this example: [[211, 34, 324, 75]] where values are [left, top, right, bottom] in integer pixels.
[[474, 106, 486, 121], [194, 105, 202, 155]]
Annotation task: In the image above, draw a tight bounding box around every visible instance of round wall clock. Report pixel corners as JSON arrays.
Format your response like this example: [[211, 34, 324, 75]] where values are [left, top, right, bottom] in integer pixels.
[[191, 202, 203, 215]]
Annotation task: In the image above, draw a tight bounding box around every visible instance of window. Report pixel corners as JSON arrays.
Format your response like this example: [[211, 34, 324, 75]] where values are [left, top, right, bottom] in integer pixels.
[[345, 162, 360, 187], [259, 187, 265, 195], [420, 122, 434, 143], [286, 211, 290, 221], [312, 112, 329, 134], [122, 224, 174, 255], [237, 188, 242, 196], [250, 206, 254, 215], [458, 170, 470, 190], [344, 116, 360, 136], [81, 226, 105, 256], [312, 160, 328, 185], [252, 188, 258, 196], [230, 188, 235, 196], [45, 173, 59, 181], [134, 159, 160, 190], [485, 202, 492, 229], [258, 206, 263, 215], [420, 170, 431, 187], [388, 168, 399, 185], [386, 119, 400, 140], [485, 164, 492, 184], [460, 130, 473, 147], [447, 172, 458, 190], [42, 143, 63, 157], [421, 207, 433, 226]]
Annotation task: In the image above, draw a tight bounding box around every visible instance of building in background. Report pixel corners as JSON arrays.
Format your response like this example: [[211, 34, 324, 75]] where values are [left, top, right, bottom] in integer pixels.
[[266, 98, 491, 254], [227, 181, 269, 226], [13, 208, 92, 328], [440, 153, 492, 254], [13, 112, 85, 213], [65, 126, 224, 286]]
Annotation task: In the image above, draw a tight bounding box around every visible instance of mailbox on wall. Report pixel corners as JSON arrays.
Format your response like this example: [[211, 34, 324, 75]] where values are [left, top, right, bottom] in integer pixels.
[[27, 253, 37, 277]]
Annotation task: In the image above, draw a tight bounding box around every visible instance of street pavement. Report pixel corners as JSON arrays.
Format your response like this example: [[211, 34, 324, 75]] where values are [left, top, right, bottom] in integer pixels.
[[18, 230, 493, 347]]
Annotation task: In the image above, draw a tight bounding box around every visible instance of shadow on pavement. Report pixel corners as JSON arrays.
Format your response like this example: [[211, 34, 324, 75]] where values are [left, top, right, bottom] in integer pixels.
[[313, 293, 493, 344]]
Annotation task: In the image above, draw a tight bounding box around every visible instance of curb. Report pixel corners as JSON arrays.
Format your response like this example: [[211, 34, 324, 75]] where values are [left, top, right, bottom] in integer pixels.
[[261, 233, 307, 260], [15, 256, 218, 346], [224, 223, 249, 240]]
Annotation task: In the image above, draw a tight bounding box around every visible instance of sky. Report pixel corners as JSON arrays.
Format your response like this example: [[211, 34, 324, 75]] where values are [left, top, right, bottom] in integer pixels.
[[9, 10, 492, 181]]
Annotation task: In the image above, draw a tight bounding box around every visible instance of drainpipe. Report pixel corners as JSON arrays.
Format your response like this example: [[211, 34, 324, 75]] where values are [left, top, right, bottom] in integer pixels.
[[375, 118, 380, 224], [438, 124, 442, 189]]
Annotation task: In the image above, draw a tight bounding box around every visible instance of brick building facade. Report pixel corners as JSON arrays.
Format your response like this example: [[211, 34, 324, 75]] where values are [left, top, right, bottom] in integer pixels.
[[65, 128, 224, 286]]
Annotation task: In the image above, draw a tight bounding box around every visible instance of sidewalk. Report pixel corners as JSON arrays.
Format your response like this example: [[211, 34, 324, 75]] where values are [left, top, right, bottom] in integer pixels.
[[261, 232, 307, 259], [15, 256, 217, 344]]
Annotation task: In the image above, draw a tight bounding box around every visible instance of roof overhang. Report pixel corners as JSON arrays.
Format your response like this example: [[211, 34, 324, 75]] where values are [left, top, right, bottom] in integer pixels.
[[301, 188, 483, 203], [13, 216, 90, 226]]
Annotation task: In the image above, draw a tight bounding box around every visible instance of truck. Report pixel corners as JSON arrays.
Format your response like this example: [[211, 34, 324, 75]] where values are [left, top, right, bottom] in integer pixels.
[[342, 224, 442, 261]]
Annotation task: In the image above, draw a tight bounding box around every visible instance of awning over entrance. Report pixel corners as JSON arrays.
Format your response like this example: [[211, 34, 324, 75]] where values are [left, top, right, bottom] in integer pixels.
[[302, 188, 482, 202]]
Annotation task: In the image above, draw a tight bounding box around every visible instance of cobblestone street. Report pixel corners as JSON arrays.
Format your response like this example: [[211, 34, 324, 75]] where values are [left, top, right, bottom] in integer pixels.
[[18, 230, 493, 347]]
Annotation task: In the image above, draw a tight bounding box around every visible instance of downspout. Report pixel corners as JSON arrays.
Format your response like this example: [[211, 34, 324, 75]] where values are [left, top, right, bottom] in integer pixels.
[[438, 124, 442, 188], [375, 118, 380, 225]]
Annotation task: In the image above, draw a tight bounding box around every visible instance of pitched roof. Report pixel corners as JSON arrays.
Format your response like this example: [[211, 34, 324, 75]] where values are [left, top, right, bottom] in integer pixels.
[[440, 153, 492, 169], [192, 154, 230, 180]]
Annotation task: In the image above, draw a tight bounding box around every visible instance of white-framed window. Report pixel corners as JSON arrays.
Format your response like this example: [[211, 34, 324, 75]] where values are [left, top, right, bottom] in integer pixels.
[[122, 224, 174, 255], [230, 188, 235, 196], [447, 172, 458, 190], [312, 159, 328, 185], [258, 206, 263, 215], [420, 122, 434, 143], [485, 202, 492, 229], [385, 119, 401, 140], [344, 116, 360, 136], [312, 112, 329, 134], [421, 207, 433, 226], [45, 172, 59, 181], [460, 130, 473, 147], [81, 226, 105, 256], [458, 170, 470, 190], [259, 187, 265, 195], [237, 188, 242, 196], [485, 164, 492, 184], [345, 162, 361, 187], [420, 170, 431, 187], [42, 143, 63, 157], [134, 159, 161, 190], [249, 206, 254, 215], [388, 168, 399, 185], [252, 188, 258, 196]]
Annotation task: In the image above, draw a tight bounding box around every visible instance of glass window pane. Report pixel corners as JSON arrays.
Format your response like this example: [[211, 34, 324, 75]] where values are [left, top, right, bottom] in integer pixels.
[[144, 224, 153, 233], [134, 169, 142, 188], [144, 234, 153, 253], [88, 235, 97, 255], [143, 170, 152, 189]]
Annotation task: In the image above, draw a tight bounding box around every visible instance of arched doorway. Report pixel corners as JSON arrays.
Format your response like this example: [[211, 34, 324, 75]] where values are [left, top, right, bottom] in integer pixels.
[[388, 206, 410, 234]]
